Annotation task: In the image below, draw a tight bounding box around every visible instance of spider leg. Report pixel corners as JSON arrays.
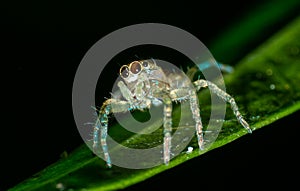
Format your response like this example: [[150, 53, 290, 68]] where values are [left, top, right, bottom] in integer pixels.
[[186, 61, 233, 80], [94, 98, 132, 168], [193, 79, 252, 133], [188, 89, 205, 149], [170, 88, 205, 150], [197, 61, 234, 73], [162, 96, 173, 165]]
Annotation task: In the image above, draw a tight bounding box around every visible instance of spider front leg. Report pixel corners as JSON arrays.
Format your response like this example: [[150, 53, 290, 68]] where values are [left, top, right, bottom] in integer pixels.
[[94, 98, 133, 168], [193, 79, 252, 133]]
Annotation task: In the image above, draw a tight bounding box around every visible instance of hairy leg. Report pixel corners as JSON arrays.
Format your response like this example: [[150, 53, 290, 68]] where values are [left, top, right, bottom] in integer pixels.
[[162, 96, 173, 164], [169, 87, 205, 150], [94, 98, 133, 168], [193, 79, 252, 133]]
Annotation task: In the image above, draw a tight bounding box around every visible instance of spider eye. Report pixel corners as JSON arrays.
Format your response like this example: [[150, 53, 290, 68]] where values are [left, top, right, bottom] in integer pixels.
[[130, 61, 141, 74], [120, 65, 129, 78], [142, 61, 148, 67]]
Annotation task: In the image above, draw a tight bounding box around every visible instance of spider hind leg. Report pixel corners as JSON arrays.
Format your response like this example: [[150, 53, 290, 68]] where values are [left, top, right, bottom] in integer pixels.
[[193, 79, 252, 133]]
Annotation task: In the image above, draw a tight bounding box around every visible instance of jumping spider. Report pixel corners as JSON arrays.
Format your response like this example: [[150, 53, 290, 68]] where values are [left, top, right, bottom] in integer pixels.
[[94, 59, 252, 167]]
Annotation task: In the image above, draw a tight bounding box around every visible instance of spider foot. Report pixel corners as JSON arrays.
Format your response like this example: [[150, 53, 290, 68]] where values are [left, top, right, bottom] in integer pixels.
[[104, 153, 112, 168], [239, 116, 252, 134]]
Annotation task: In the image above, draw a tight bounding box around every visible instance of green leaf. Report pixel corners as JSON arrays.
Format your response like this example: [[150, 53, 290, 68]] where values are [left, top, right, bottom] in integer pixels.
[[11, 14, 300, 190], [10, 14, 300, 191], [209, 0, 300, 64]]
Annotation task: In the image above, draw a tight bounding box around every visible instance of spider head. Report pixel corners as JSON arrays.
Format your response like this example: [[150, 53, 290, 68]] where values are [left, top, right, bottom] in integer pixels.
[[119, 59, 155, 83]]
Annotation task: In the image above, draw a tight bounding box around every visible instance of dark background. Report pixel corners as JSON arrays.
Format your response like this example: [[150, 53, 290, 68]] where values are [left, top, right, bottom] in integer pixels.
[[3, 1, 300, 190]]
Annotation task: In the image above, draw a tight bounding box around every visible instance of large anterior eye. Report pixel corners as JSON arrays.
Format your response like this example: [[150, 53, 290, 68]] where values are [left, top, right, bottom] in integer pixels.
[[130, 61, 141, 74], [120, 65, 129, 78]]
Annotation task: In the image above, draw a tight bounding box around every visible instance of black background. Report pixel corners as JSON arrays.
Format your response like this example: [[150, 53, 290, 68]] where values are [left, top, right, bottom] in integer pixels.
[[3, 1, 300, 190]]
